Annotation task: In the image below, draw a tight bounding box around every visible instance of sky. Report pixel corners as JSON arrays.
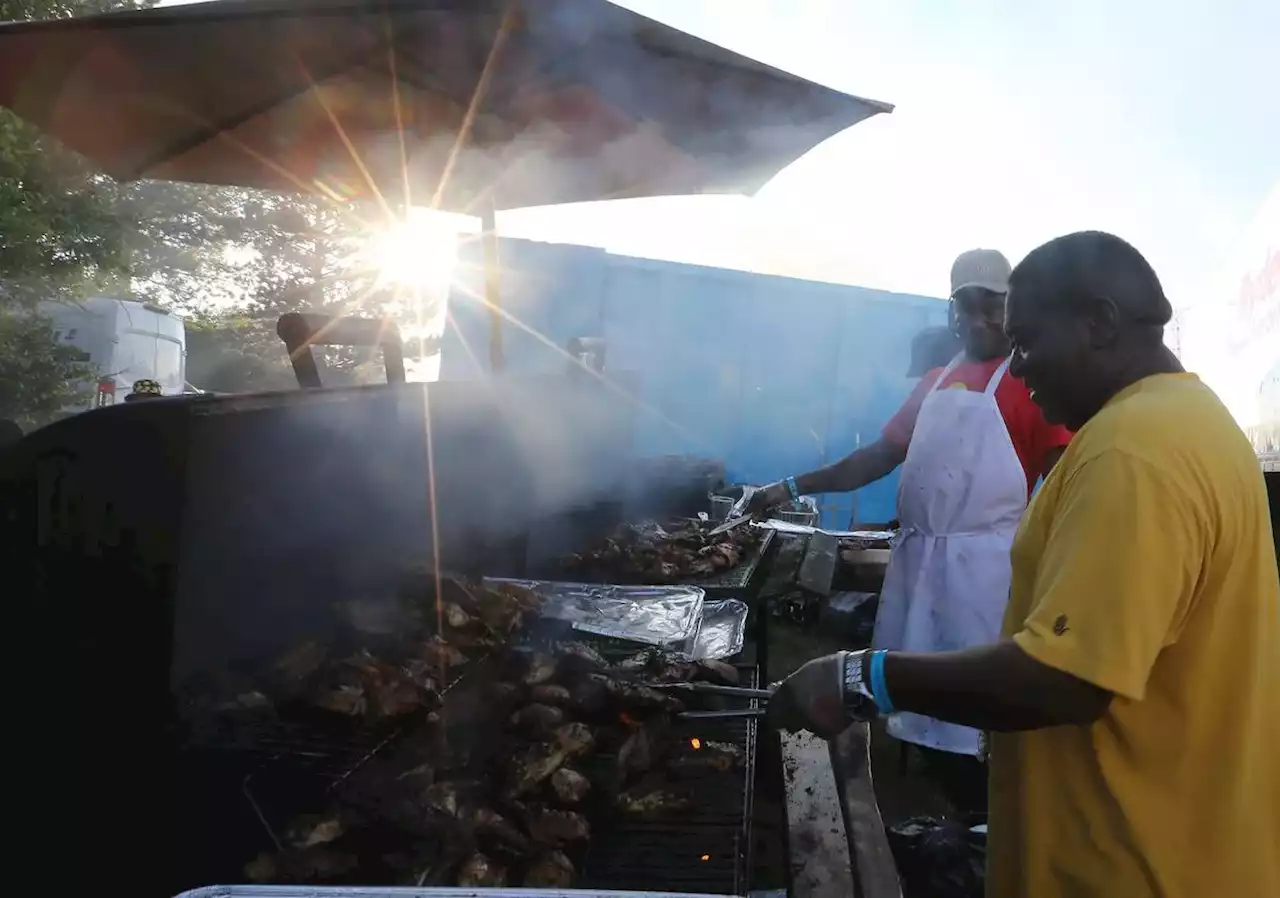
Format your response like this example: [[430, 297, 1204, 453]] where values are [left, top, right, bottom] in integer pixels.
[[493, 0, 1277, 306]]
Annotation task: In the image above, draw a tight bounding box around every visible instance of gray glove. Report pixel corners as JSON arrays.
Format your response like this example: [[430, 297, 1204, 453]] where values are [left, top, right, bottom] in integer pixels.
[[767, 651, 878, 738]]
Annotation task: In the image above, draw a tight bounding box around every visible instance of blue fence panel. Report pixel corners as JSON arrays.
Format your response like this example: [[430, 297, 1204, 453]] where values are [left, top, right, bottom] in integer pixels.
[[440, 238, 947, 526]]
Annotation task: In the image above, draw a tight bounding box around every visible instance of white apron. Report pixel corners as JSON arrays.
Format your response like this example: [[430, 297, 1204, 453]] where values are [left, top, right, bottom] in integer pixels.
[[872, 353, 1026, 757]]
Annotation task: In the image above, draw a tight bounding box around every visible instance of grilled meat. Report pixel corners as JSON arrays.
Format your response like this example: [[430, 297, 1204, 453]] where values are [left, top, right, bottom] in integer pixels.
[[554, 722, 596, 756], [527, 807, 591, 847], [423, 781, 462, 817], [549, 767, 591, 805], [521, 652, 558, 686], [244, 846, 359, 884], [510, 703, 565, 735], [472, 808, 531, 856], [618, 714, 670, 779], [508, 742, 570, 797], [617, 783, 693, 817], [455, 852, 507, 887], [613, 650, 739, 686], [590, 674, 685, 713], [283, 813, 346, 849], [560, 518, 761, 583], [524, 850, 575, 887], [529, 683, 572, 706], [555, 641, 608, 675], [422, 635, 468, 670], [667, 740, 744, 777], [443, 602, 473, 630], [273, 641, 328, 686]]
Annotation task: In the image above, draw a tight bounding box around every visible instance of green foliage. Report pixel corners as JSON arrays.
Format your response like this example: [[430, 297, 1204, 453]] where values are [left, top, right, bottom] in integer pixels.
[[0, 312, 92, 425]]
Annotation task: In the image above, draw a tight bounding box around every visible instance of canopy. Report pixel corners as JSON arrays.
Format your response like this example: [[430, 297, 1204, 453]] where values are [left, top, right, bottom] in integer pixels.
[[0, 0, 892, 212]]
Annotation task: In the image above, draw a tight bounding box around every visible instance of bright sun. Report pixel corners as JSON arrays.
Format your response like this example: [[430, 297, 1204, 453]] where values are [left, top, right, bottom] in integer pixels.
[[366, 211, 459, 289]]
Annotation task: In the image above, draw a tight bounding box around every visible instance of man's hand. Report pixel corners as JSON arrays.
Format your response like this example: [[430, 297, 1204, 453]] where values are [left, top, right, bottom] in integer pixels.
[[744, 482, 791, 515], [767, 653, 875, 738]]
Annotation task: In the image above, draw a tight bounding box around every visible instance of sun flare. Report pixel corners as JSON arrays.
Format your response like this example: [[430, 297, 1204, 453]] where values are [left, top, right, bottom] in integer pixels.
[[366, 211, 459, 289]]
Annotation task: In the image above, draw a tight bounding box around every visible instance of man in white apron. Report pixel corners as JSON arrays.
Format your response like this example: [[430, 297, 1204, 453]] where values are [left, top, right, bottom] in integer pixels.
[[747, 248, 1071, 810]]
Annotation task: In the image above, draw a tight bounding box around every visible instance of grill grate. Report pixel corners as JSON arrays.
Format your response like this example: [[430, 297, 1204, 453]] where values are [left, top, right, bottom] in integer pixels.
[[693, 529, 775, 596], [577, 667, 758, 895]]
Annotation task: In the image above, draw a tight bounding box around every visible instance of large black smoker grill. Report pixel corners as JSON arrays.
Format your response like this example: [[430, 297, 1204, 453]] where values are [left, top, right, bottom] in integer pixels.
[[2, 374, 760, 897]]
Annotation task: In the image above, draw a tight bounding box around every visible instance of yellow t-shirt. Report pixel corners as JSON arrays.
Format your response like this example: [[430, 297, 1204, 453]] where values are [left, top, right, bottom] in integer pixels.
[[988, 373, 1279, 898]]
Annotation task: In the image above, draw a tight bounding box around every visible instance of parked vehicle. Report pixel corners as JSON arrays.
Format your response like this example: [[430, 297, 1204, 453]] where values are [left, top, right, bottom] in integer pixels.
[[39, 296, 187, 410]]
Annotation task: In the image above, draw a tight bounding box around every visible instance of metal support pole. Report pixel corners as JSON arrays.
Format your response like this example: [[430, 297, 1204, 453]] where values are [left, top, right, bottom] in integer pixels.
[[481, 202, 504, 372]]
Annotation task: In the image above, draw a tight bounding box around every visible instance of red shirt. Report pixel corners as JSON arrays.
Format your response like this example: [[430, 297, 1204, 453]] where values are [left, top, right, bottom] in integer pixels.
[[882, 357, 1073, 496]]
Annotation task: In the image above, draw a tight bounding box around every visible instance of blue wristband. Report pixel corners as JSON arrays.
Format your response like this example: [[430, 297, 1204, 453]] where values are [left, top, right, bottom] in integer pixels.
[[784, 476, 800, 501], [869, 650, 896, 714]]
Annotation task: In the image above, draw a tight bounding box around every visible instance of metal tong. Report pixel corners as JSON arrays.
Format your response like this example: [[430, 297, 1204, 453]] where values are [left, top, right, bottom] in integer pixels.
[[708, 488, 756, 536], [655, 681, 774, 719]]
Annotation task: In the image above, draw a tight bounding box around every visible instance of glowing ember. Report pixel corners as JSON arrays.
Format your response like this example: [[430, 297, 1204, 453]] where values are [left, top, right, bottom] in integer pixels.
[[700, 854, 710, 862], [619, 711, 641, 728], [690, 738, 702, 750]]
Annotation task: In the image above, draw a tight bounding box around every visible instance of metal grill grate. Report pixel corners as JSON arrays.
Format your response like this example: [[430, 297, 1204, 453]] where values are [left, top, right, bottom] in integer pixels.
[[576, 668, 759, 895]]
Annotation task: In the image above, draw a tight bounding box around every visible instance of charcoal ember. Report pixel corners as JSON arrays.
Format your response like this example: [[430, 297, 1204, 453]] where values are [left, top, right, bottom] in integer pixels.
[[526, 807, 591, 847], [510, 703, 566, 735], [549, 767, 591, 805], [524, 850, 576, 887], [455, 852, 507, 887], [244, 846, 359, 884]]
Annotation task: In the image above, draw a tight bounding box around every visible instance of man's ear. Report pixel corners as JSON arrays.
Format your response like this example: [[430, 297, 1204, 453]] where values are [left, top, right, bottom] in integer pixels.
[[1086, 296, 1121, 348]]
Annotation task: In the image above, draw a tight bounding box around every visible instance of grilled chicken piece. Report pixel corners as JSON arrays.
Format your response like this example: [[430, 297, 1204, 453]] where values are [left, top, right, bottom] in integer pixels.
[[589, 674, 685, 713], [456, 852, 507, 887], [524, 850, 576, 887], [549, 767, 591, 805], [696, 659, 741, 686], [617, 715, 669, 779], [510, 703, 565, 735], [443, 602, 474, 629], [521, 652, 558, 686], [283, 813, 345, 849], [423, 781, 462, 817], [527, 807, 591, 847], [473, 808, 531, 855], [244, 846, 359, 884], [529, 683, 572, 706], [667, 740, 744, 777], [555, 641, 608, 675], [273, 641, 328, 686], [315, 684, 366, 716], [617, 784, 693, 817], [508, 742, 570, 797], [422, 635, 468, 670], [554, 722, 596, 757]]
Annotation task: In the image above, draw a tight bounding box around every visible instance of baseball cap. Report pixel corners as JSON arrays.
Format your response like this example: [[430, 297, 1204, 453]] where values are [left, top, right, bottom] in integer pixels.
[[950, 249, 1012, 295]]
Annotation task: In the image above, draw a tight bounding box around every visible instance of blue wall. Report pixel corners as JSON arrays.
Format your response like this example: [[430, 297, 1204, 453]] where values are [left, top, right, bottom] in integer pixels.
[[440, 238, 946, 527]]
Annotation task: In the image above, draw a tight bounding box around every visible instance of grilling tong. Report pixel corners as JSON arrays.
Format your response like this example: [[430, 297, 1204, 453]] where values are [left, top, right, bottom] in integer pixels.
[[654, 681, 775, 719]]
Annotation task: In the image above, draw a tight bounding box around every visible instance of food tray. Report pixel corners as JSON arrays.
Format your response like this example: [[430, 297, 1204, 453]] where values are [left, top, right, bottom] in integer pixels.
[[486, 578, 705, 649], [690, 599, 749, 660]]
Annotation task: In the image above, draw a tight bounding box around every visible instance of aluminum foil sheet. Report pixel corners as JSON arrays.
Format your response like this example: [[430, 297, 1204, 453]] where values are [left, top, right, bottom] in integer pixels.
[[486, 578, 705, 649]]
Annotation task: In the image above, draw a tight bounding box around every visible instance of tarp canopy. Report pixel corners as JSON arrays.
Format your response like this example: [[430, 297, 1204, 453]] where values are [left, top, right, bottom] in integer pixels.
[[0, 0, 892, 212]]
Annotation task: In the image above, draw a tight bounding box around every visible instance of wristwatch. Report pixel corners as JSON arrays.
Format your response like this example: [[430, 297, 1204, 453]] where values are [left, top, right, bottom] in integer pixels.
[[841, 650, 876, 710]]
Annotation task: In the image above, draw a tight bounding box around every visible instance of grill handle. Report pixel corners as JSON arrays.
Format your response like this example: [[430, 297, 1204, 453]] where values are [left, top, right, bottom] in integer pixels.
[[276, 313, 407, 388]]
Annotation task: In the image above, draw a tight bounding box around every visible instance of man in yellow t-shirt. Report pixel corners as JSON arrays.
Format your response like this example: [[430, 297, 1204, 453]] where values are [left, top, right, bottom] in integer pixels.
[[768, 231, 1278, 897]]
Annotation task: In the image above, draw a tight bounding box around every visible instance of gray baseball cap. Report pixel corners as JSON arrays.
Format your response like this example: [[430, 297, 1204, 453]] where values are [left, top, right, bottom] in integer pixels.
[[950, 248, 1012, 295]]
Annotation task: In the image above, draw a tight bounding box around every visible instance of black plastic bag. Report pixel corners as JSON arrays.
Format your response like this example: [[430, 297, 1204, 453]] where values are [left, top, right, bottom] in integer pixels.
[[886, 815, 986, 898]]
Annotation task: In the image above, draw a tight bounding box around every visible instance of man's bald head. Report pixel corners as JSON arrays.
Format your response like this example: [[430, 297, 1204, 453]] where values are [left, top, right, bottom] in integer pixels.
[[1005, 232, 1182, 431], [1009, 231, 1172, 334]]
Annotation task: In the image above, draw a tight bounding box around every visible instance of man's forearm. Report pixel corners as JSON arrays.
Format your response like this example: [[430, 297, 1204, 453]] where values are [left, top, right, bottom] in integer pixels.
[[793, 438, 906, 494], [873, 641, 1112, 731]]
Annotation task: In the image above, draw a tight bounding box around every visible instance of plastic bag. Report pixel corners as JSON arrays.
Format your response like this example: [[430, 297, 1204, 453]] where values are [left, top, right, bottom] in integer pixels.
[[886, 816, 986, 898]]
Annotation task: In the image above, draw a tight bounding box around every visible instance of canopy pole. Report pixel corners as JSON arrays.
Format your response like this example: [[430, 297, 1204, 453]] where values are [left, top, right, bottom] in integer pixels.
[[481, 202, 504, 372]]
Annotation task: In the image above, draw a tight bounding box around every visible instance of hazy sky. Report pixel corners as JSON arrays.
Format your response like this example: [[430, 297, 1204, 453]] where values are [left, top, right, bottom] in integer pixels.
[[495, 0, 1277, 310]]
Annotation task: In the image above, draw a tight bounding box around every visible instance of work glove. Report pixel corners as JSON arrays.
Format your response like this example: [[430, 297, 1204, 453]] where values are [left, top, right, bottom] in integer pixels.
[[767, 651, 878, 739]]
